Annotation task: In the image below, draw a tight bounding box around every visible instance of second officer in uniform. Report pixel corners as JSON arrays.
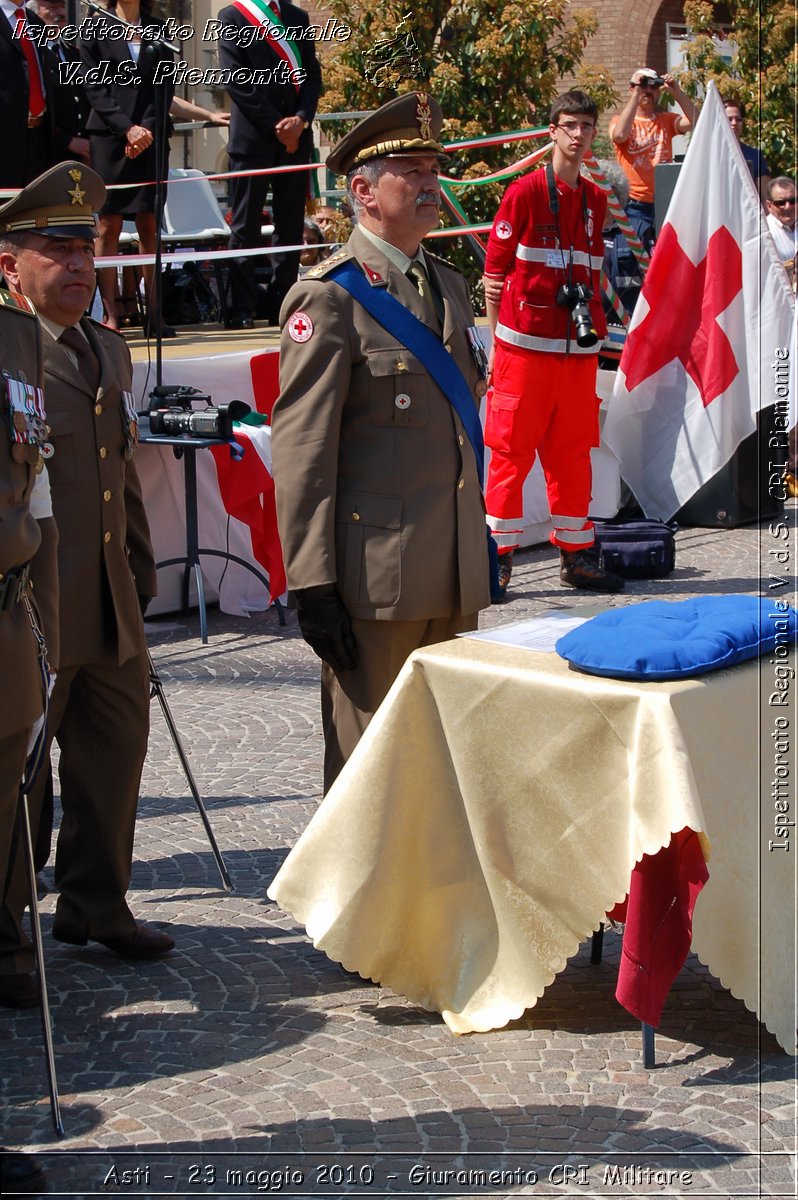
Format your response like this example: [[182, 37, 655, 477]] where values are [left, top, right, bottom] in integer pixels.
[[0, 162, 172, 960]]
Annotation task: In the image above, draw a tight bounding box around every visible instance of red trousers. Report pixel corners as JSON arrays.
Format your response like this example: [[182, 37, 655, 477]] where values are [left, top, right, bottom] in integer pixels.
[[485, 342, 601, 552]]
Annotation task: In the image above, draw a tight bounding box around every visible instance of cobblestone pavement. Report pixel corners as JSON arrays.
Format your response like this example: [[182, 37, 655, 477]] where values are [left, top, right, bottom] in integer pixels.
[[2, 517, 796, 1199]]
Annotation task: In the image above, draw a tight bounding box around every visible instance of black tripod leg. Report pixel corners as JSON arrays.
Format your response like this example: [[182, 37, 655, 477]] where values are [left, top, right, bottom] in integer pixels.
[[148, 654, 233, 892], [19, 791, 64, 1137]]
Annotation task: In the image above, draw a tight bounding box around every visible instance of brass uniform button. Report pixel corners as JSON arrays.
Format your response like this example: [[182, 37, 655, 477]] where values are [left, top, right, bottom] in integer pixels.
[[351, 512, 361, 521], [104, 531, 112, 543], [458, 434, 464, 446], [458, 478, 465, 490], [103, 490, 111, 501], [95, 403, 103, 415], [99, 446, 107, 459]]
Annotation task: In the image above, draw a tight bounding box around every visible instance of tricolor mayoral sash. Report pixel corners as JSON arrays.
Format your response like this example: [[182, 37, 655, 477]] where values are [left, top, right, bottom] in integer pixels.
[[231, 0, 304, 91]]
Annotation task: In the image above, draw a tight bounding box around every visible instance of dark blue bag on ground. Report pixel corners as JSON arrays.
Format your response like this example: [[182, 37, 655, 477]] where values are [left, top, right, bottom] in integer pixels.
[[592, 517, 676, 580]]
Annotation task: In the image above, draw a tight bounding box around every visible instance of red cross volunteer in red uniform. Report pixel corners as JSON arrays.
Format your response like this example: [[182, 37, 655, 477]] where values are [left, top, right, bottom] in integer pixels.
[[483, 90, 623, 597]]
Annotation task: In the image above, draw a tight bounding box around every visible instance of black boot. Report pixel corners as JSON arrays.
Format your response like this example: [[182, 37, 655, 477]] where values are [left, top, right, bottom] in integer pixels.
[[493, 551, 513, 602], [559, 548, 624, 593]]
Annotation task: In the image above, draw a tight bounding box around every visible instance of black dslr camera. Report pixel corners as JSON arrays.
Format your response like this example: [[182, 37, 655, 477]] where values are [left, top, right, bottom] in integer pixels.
[[147, 386, 251, 440], [556, 283, 599, 348], [638, 75, 665, 87]]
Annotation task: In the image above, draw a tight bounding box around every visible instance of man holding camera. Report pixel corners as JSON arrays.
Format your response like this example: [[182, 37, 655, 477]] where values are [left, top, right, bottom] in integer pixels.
[[609, 67, 696, 251], [483, 90, 622, 598], [0, 162, 170, 965]]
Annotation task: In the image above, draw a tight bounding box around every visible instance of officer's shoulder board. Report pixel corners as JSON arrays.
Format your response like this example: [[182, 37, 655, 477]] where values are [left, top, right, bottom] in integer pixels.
[[303, 247, 350, 280], [0, 288, 36, 318]]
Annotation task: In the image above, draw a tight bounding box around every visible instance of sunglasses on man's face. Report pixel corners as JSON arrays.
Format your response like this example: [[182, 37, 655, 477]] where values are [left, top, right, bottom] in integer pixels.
[[770, 197, 797, 208]]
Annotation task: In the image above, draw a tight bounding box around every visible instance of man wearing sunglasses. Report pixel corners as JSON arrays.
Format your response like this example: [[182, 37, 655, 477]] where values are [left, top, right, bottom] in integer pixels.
[[609, 67, 696, 251], [766, 177, 797, 266]]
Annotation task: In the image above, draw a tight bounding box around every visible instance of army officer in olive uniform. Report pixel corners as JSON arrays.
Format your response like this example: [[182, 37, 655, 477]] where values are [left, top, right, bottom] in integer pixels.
[[0, 289, 59, 1010], [271, 94, 491, 792], [0, 162, 172, 961]]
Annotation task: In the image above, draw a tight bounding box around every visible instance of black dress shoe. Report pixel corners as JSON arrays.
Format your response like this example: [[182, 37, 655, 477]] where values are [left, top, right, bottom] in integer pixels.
[[492, 551, 513, 602], [559, 548, 625, 593], [228, 315, 255, 330], [0, 973, 38, 1009], [53, 922, 175, 960], [0, 1149, 46, 1193]]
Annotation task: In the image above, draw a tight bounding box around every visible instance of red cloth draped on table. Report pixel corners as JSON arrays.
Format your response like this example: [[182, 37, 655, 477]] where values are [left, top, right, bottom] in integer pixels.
[[608, 826, 709, 1026]]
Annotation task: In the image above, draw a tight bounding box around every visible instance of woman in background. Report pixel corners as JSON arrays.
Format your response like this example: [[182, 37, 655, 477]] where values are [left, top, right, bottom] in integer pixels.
[[81, 0, 227, 334]]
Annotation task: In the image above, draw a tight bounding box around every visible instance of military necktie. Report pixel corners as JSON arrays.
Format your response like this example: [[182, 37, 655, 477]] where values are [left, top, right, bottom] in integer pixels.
[[60, 326, 100, 396], [406, 260, 443, 333]]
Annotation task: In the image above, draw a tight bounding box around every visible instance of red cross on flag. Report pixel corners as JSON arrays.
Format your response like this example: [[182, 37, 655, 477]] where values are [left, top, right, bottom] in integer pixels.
[[604, 83, 796, 520]]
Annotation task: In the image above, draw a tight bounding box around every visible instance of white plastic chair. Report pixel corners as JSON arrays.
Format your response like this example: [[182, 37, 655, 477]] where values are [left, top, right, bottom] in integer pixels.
[[161, 169, 231, 324]]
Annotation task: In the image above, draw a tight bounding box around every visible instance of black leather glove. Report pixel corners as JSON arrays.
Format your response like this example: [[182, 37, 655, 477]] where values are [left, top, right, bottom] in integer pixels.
[[294, 586, 358, 671]]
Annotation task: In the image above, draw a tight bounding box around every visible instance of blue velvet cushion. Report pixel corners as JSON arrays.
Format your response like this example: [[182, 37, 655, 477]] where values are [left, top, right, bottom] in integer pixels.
[[556, 595, 798, 680]]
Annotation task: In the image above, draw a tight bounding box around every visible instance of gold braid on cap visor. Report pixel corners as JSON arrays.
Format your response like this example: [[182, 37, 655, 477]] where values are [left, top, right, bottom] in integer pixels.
[[1, 209, 97, 233], [351, 137, 446, 166]]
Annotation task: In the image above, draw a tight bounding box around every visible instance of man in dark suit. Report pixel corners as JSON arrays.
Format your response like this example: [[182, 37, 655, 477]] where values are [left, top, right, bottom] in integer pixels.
[[0, 0, 76, 190], [0, 162, 173, 963], [29, 0, 91, 165], [217, 0, 322, 327]]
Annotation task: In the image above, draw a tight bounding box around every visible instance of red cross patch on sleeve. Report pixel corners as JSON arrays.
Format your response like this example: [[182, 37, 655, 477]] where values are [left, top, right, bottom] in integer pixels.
[[287, 311, 314, 343]]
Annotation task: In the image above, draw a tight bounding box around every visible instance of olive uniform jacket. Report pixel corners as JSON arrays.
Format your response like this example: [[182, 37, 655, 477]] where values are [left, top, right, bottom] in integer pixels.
[[0, 301, 58, 740], [42, 319, 155, 669], [272, 227, 490, 622]]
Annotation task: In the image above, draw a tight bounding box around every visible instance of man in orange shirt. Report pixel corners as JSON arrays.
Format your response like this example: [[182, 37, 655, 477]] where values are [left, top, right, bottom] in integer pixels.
[[609, 67, 696, 250]]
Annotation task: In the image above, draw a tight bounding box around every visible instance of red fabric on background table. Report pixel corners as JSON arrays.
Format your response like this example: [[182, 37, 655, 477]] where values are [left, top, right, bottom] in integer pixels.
[[210, 431, 286, 602], [249, 351, 281, 419], [612, 826, 709, 1027]]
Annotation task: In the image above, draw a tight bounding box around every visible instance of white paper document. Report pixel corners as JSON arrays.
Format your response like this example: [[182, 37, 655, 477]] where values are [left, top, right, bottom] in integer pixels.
[[461, 614, 590, 653]]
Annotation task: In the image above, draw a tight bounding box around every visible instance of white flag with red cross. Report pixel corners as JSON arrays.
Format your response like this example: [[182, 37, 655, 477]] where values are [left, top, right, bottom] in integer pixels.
[[603, 82, 796, 520]]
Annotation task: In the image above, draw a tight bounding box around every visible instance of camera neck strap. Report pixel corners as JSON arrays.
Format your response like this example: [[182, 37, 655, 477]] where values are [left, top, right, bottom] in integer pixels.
[[545, 161, 590, 256]]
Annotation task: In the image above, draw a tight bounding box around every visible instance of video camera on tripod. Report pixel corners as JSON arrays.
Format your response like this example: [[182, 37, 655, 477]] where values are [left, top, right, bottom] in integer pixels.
[[147, 385, 251, 440]]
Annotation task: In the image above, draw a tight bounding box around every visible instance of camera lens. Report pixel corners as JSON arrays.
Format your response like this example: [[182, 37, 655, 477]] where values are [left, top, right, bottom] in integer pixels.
[[572, 303, 598, 348]]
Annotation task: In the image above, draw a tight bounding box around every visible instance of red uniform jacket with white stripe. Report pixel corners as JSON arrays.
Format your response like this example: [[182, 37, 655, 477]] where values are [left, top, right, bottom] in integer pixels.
[[484, 168, 607, 355]]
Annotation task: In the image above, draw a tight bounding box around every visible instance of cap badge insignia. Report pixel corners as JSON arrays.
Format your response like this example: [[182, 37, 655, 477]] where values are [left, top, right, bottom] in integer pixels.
[[68, 168, 85, 206], [416, 93, 432, 141]]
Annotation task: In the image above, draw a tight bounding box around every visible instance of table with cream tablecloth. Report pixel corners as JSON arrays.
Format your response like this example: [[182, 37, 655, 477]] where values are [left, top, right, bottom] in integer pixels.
[[269, 637, 796, 1054]]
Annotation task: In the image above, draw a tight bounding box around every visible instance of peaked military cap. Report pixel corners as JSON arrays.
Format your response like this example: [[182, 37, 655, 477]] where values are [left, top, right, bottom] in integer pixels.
[[0, 161, 105, 239], [327, 92, 447, 176]]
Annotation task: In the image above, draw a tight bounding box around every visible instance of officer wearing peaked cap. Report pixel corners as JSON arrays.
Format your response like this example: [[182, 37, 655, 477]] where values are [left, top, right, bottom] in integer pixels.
[[271, 92, 491, 792], [0, 162, 172, 965], [0, 159, 105, 237], [324, 91, 449, 176]]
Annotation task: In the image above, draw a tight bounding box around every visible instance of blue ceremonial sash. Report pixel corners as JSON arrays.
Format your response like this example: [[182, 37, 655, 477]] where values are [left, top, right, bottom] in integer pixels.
[[329, 261, 500, 597]]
